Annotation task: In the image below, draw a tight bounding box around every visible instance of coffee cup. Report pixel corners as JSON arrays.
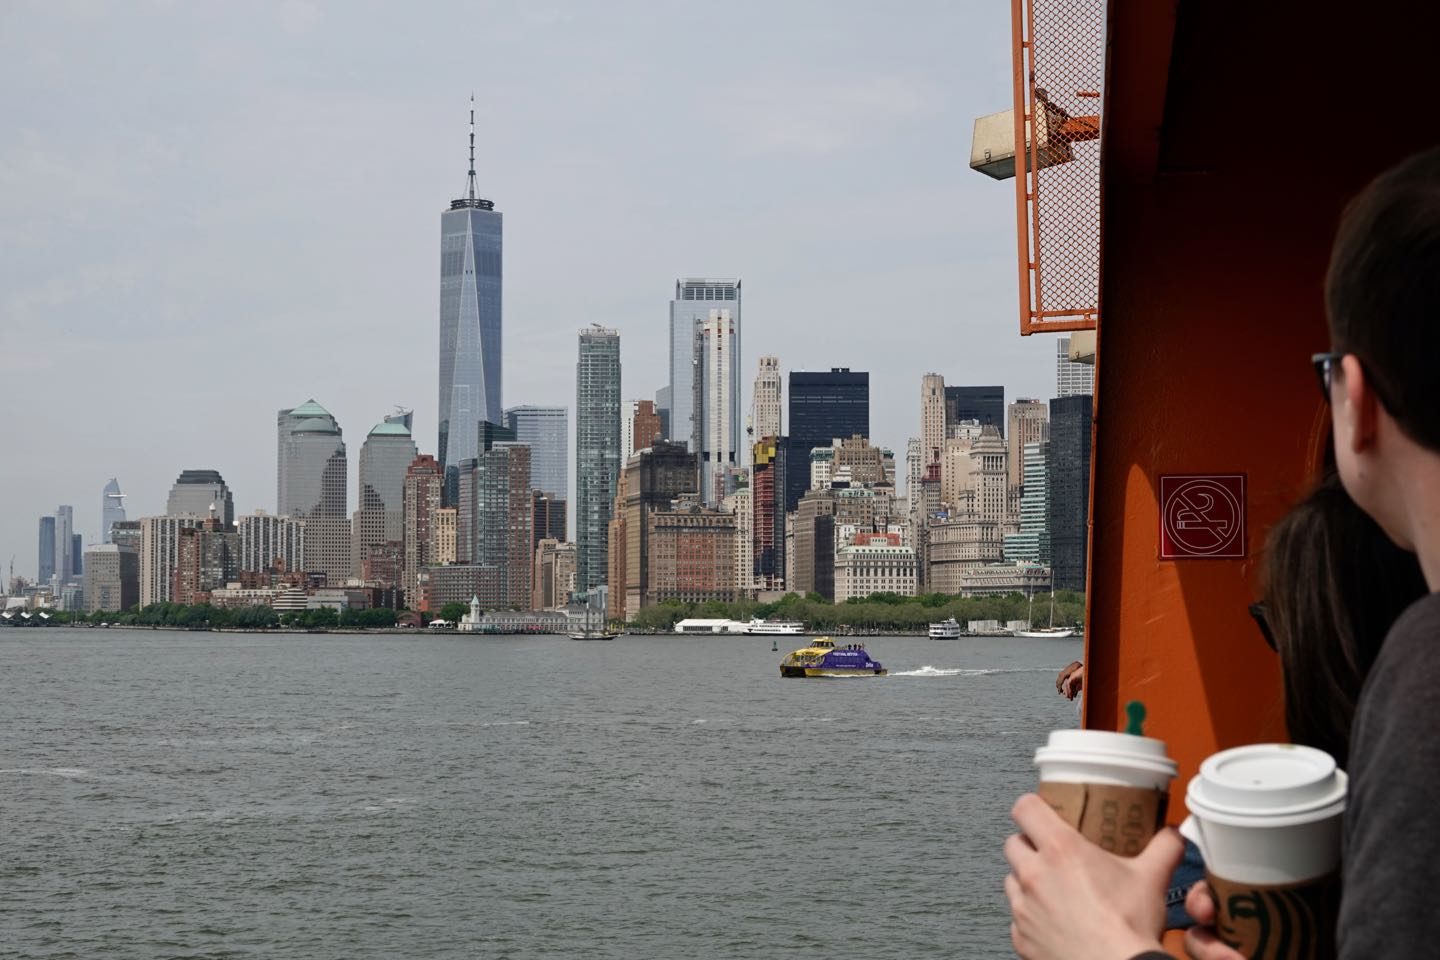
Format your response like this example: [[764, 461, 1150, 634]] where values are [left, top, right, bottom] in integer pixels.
[[1180, 743, 1346, 960], [1034, 729, 1178, 856]]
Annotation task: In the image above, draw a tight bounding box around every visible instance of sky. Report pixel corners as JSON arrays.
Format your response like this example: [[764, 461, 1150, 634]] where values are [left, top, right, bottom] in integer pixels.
[[0, 0, 1060, 581]]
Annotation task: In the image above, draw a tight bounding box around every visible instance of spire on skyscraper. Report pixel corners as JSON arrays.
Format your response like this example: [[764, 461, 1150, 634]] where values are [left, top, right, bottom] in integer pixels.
[[452, 94, 492, 211], [467, 92, 478, 201]]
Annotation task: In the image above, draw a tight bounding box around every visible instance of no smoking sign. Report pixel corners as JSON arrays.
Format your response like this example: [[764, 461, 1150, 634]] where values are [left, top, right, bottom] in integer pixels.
[[1159, 474, 1247, 559]]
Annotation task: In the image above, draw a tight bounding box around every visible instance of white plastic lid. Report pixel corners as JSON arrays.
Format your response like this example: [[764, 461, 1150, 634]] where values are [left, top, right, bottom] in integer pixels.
[[1035, 729, 1178, 776], [1187, 743, 1347, 821]]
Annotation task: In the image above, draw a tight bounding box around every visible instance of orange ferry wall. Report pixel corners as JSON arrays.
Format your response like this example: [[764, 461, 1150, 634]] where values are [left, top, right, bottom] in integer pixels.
[[1086, 1, 1440, 793]]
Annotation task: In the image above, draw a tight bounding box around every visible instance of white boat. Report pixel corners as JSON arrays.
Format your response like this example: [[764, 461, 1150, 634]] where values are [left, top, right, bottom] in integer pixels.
[[1015, 590, 1076, 638], [928, 618, 963, 639], [743, 618, 806, 636]]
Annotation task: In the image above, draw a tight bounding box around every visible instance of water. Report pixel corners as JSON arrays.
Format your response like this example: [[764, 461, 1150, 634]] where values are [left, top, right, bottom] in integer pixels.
[[2, 629, 1082, 959]]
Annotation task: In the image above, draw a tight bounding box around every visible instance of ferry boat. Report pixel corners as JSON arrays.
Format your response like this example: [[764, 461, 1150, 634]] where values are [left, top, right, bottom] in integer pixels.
[[744, 618, 806, 636], [928, 618, 963, 639], [779, 637, 886, 677]]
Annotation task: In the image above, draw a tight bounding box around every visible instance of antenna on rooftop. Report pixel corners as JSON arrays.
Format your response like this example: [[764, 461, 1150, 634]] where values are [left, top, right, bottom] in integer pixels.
[[466, 92, 478, 201]]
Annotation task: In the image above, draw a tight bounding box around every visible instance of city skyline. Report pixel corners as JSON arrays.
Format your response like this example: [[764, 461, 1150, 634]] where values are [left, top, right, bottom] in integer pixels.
[[1, 2, 1059, 580]]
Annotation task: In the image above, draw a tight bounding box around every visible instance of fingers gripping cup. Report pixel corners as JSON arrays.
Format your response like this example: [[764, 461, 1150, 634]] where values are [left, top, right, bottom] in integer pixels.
[[1034, 729, 1178, 856], [1180, 744, 1347, 960]]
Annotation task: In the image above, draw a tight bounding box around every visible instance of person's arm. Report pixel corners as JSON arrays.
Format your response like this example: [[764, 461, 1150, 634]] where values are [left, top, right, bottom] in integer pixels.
[[1003, 794, 1184, 960]]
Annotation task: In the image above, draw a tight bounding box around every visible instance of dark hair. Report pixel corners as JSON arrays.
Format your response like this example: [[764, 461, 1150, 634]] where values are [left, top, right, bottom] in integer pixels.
[[1263, 474, 1427, 766], [1325, 147, 1440, 452]]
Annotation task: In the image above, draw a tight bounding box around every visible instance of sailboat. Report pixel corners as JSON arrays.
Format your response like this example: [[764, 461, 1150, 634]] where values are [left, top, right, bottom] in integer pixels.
[[569, 592, 619, 641], [1015, 588, 1076, 639]]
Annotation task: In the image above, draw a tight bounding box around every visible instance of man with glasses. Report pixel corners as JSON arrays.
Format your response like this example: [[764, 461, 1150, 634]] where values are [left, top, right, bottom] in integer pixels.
[[1001, 149, 1440, 960]]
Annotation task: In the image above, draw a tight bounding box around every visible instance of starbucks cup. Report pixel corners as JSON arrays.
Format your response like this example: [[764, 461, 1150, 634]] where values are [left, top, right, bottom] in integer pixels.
[[1180, 744, 1346, 959], [1034, 729, 1178, 856]]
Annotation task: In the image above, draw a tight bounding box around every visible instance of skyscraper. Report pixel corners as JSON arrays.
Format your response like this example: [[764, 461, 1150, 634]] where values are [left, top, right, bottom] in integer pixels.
[[403, 455, 444, 607], [694, 309, 739, 504], [439, 99, 503, 492], [237, 511, 305, 574], [1048, 395, 1093, 592], [785, 368, 869, 512], [1006, 398, 1049, 493], [53, 506, 75, 586], [752, 436, 787, 591], [37, 516, 55, 584], [353, 412, 419, 577], [503, 405, 568, 498], [1056, 338, 1096, 397], [751, 356, 782, 448], [102, 478, 127, 544], [166, 470, 236, 525], [575, 325, 621, 592], [944, 385, 1006, 436], [472, 444, 533, 609], [139, 515, 203, 605], [1005, 440, 1052, 564], [665, 278, 740, 451], [277, 400, 349, 582], [920, 373, 946, 469], [625, 399, 663, 455]]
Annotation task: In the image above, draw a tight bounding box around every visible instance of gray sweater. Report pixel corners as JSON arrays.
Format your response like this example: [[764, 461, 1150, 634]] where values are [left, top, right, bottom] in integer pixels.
[[1339, 590, 1440, 955]]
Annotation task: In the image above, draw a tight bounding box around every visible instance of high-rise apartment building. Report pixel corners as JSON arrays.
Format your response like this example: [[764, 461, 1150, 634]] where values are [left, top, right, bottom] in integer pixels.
[[751, 356, 782, 450], [575, 325, 621, 592], [403, 455, 444, 607], [1056, 338, 1096, 397], [83, 543, 139, 613], [37, 515, 55, 584], [167, 470, 235, 525], [101, 478, 127, 544], [277, 400, 349, 582], [1005, 440, 1051, 564], [53, 506, 76, 586], [920, 373, 947, 469], [533, 538, 577, 610], [1048, 395, 1093, 592], [237, 511, 305, 575], [751, 437, 787, 591], [613, 440, 697, 619], [503, 406, 567, 498], [1006, 399, 1049, 496], [723, 485, 754, 596], [139, 515, 204, 605], [352, 413, 418, 577], [944, 385, 1006, 436], [665, 278, 740, 451], [785, 369, 869, 512], [626, 399, 663, 455], [694, 309, 739, 504], [792, 490, 838, 600], [439, 103, 503, 490], [471, 444, 533, 609], [172, 519, 239, 605]]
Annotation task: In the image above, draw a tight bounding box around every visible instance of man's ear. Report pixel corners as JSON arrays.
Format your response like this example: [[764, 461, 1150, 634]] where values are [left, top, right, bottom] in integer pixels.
[[1340, 354, 1380, 454]]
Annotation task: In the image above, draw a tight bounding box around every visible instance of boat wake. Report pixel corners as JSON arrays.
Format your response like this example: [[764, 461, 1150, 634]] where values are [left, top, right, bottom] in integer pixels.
[[890, 666, 1056, 678]]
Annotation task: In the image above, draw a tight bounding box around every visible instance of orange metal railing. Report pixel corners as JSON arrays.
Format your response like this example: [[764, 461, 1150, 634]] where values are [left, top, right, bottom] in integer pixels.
[[1011, 0, 1104, 335]]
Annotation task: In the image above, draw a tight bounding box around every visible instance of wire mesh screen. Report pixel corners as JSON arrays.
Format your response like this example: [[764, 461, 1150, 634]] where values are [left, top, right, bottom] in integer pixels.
[[1013, 0, 1104, 334]]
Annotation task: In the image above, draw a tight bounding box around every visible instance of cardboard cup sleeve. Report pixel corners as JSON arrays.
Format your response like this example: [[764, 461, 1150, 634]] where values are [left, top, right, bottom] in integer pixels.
[[1036, 780, 1168, 857]]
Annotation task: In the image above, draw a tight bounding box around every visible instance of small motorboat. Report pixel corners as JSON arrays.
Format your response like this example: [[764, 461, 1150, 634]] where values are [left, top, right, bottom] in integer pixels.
[[779, 637, 886, 677]]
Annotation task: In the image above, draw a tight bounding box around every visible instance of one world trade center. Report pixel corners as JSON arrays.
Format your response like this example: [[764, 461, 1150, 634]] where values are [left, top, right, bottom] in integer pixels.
[[438, 98, 503, 498]]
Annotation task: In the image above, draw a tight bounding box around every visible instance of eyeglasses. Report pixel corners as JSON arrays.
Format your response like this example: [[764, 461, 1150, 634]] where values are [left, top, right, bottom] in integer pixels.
[[1248, 601, 1277, 652], [1311, 352, 1344, 402]]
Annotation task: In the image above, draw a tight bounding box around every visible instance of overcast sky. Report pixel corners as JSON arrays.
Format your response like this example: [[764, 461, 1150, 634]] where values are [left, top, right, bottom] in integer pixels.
[[0, 0, 1059, 580]]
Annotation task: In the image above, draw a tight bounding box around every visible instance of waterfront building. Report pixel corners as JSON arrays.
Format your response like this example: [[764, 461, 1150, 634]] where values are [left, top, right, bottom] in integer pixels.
[[785, 368, 869, 512], [665, 278, 740, 452], [1057, 337, 1095, 397], [237, 511, 305, 575], [613, 440, 697, 619], [751, 436, 786, 591], [722, 484, 753, 596], [750, 356, 782, 452], [1005, 441, 1051, 564], [352, 413, 418, 577], [172, 519, 239, 605], [533, 539, 577, 610], [1049, 395, 1093, 592], [646, 504, 737, 606], [503, 405, 567, 497], [471, 444, 533, 609], [101, 478, 127, 544], [167, 470, 235, 525], [1006, 399, 1049, 497], [834, 533, 917, 603], [439, 102, 503, 489], [575, 325, 621, 592], [402, 455, 444, 607], [926, 514, 1004, 594], [920, 373, 947, 470], [944, 385, 1006, 436], [958, 562, 1051, 598], [139, 515, 204, 605], [82, 543, 138, 613], [277, 400, 349, 581], [694, 308, 739, 504]]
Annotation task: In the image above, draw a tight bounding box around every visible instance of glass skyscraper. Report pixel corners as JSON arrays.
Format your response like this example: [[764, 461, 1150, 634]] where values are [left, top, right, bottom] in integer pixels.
[[1048, 395, 1093, 592], [102, 478, 127, 544], [503, 405, 568, 498], [785, 368, 869, 513], [277, 399, 349, 581], [665, 279, 740, 452], [166, 470, 235, 525], [439, 106, 503, 493], [575, 326, 621, 592], [943, 385, 1006, 435], [353, 412, 419, 576]]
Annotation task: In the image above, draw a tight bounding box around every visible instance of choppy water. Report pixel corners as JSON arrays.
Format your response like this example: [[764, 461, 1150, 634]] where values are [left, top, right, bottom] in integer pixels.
[[2, 629, 1082, 959]]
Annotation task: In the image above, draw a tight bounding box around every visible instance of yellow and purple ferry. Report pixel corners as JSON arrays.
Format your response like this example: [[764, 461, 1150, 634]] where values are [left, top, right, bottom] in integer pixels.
[[779, 637, 886, 678]]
